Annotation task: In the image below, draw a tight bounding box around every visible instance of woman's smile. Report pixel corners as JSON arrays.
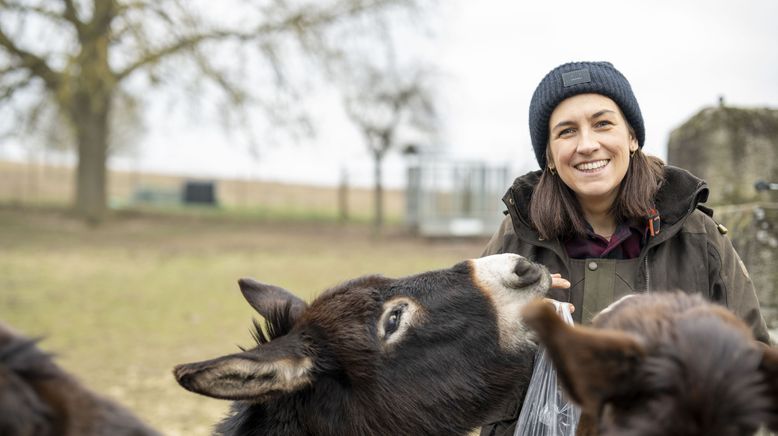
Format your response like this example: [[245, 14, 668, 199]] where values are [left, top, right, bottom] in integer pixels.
[[547, 93, 638, 208], [574, 159, 610, 173]]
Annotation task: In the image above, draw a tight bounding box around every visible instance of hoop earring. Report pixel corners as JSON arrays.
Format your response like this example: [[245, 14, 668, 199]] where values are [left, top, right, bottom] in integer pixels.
[[630, 149, 637, 158], [548, 166, 557, 176]]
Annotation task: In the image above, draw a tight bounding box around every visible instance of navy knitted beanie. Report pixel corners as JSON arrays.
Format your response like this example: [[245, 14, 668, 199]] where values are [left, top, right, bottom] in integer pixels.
[[528, 61, 645, 168]]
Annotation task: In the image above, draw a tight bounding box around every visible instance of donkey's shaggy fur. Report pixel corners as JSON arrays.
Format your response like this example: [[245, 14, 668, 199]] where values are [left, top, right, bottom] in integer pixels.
[[523, 292, 778, 436], [0, 322, 159, 436], [175, 254, 549, 436]]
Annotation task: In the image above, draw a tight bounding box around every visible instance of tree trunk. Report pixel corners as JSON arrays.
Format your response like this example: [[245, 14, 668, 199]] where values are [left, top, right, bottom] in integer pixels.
[[69, 19, 115, 225], [338, 168, 349, 223], [373, 151, 384, 233], [72, 93, 111, 224]]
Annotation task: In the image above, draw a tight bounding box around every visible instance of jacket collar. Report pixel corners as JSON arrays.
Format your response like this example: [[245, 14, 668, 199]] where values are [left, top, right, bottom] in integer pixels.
[[502, 165, 709, 230]]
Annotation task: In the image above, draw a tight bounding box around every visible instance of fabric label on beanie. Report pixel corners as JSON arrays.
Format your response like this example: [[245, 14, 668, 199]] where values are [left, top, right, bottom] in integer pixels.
[[562, 69, 591, 87]]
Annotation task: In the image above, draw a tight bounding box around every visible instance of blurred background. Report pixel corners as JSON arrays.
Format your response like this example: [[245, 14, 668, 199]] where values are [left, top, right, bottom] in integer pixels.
[[1, 0, 777, 434]]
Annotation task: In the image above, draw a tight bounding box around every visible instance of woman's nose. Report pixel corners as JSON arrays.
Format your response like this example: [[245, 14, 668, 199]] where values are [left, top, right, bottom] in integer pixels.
[[576, 130, 599, 154]]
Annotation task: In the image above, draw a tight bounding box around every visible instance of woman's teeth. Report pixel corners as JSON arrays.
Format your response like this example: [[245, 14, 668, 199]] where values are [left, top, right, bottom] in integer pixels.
[[576, 160, 609, 171]]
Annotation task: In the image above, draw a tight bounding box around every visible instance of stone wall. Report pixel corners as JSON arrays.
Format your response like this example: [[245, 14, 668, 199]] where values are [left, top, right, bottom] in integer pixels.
[[667, 104, 778, 338], [667, 105, 778, 205], [715, 203, 778, 332]]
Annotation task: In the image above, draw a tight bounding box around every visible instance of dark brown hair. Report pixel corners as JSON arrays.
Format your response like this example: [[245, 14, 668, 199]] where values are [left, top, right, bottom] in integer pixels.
[[529, 149, 665, 240]]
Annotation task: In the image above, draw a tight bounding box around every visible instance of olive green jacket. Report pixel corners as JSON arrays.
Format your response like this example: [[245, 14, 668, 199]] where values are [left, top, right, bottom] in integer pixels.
[[479, 166, 770, 436]]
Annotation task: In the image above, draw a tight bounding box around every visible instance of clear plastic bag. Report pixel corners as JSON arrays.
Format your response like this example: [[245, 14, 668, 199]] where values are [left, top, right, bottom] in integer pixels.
[[514, 301, 580, 436]]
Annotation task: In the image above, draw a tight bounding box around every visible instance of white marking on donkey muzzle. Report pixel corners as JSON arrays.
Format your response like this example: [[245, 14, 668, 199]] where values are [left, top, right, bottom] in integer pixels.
[[470, 254, 551, 350]]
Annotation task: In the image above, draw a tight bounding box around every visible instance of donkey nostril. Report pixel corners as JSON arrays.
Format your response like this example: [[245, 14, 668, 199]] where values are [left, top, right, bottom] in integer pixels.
[[514, 258, 532, 275], [513, 258, 541, 287]]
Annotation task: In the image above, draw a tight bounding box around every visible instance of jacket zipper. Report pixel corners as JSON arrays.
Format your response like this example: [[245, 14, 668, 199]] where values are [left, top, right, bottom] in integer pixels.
[[638, 192, 705, 294]]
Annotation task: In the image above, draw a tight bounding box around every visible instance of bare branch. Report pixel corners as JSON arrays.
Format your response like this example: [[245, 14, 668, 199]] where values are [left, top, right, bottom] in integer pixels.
[[113, 1, 174, 40], [60, 0, 84, 34], [116, 0, 150, 12], [0, 70, 34, 102], [192, 49, 246, 105], [0, 63, 21, 75], [115, 31, 225, 80], [115, 0, 414, 81], [0, 27, 61, 90], [0, 0, 66, 23], [342, 61, 437, 161]]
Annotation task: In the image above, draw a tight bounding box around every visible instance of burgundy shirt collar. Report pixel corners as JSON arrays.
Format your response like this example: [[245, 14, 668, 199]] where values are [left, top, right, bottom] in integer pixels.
[[564, 221, 645, 260]]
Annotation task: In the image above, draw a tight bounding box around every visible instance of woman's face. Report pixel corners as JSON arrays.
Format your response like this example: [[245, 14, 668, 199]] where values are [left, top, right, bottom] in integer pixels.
[[547, 93, 638, 209]]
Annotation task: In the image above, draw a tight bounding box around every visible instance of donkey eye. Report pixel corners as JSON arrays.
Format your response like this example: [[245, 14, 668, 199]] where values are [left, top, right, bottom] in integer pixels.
[[378, 300, 417, 346], [384, 308, 403, 336]]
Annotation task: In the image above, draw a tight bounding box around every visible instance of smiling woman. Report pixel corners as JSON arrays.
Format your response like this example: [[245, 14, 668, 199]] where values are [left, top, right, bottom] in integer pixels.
[[549, 97, 635, 199], [527, 63, 663, 243], [545, 94, 641, 237], [478, 61, 771, 436]]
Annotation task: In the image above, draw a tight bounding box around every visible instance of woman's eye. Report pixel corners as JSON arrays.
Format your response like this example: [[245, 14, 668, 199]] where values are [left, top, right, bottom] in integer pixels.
[[595, 120, 613, 128], [558, 128, 575, 137]]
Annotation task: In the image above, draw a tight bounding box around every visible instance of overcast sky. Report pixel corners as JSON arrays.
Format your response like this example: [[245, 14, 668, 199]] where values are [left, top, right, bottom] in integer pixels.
[[27, 0, 778, 189]]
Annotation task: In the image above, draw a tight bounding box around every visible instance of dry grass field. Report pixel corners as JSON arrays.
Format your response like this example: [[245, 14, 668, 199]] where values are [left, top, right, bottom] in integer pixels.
[[0, 205, 487, 435], [0, 160, 405, 222]]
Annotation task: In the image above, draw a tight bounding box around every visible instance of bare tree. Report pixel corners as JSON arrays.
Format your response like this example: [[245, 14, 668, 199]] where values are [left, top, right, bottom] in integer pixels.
[[342, 63, 436, 232], [0, 0, 427, 223], [22, 89, 143, 159]]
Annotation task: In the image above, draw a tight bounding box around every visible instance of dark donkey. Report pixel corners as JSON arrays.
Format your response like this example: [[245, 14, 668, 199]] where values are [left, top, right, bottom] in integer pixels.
[[0, 321, 160, 436], [174, 253, 550, 435], [522, 292, 778, 436]]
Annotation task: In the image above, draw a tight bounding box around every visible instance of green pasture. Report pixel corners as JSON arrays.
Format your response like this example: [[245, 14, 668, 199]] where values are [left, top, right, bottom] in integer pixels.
[[0, 206, 486, 435]]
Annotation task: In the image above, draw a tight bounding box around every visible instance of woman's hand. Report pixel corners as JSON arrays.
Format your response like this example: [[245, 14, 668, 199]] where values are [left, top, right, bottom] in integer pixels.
[[545, 273, 574, 313], [550, 273, 571, 289]]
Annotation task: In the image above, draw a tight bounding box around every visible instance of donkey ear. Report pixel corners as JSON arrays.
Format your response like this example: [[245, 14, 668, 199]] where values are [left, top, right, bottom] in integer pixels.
[[174, 335, 313, 401], [758, 343, 778, 431], [521, 300, 645, 414], [238, 278, 308, 322]]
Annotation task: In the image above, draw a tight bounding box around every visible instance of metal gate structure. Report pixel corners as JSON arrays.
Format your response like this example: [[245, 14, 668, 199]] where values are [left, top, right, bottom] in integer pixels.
[[406, 159, 510, 237]]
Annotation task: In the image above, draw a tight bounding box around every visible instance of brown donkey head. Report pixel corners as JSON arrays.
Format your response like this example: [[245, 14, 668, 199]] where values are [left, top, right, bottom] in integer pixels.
[[522, 293, 778, 436], [174, 253, 550, 436]]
